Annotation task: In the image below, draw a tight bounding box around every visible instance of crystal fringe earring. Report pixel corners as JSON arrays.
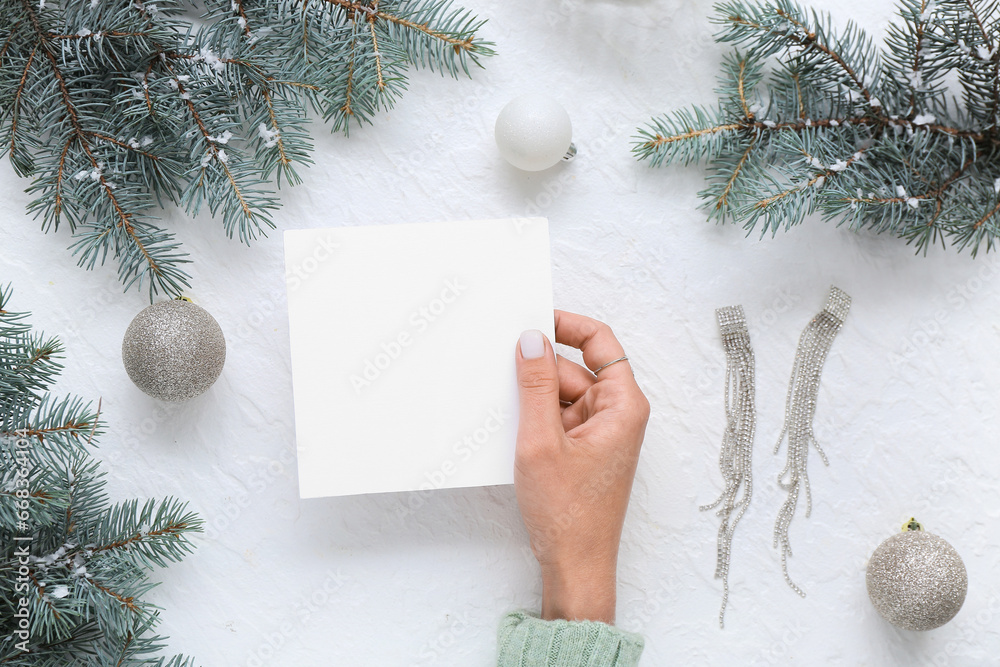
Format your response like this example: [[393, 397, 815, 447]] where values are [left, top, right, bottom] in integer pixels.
[[701, 305, 756, 628], [773, 286, 851, 597]]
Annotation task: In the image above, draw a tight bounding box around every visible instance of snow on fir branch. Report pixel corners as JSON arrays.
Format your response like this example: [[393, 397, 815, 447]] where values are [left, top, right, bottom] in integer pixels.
[[0, 0, 495, 300], [0, 284, 202, 666], [634, 0, 1000, 255]]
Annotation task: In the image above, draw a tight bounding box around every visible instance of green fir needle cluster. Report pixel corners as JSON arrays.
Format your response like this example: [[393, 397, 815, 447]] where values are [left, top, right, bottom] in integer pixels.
[[0, 0, 494, 299], [0, 284, 202, 666], [634, 0, 1000, 255]]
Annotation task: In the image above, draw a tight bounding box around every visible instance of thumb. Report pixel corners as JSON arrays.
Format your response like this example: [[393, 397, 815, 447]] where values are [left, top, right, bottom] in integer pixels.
[[515, 330, 563, 441]]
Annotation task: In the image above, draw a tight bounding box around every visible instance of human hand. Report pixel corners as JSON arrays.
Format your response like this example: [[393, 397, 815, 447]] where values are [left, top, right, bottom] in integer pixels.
[[513, 310, 650, 625]]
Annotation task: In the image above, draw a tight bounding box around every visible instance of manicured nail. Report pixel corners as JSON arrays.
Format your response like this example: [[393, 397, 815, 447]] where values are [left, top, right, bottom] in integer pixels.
[[519, 329, 546, 359], [519, 329, 545, 359]]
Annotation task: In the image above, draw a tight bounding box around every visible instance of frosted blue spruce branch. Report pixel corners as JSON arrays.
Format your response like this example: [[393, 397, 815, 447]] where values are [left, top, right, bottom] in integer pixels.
[[635, 0, 1000, 256], [0, 0, 495, 300]]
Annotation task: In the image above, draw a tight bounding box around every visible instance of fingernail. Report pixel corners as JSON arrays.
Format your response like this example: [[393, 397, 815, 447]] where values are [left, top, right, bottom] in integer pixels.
[[519, 329, 545, 359]]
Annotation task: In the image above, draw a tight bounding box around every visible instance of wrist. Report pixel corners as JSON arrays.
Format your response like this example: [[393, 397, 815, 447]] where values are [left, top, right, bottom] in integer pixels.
[[540, 559, 617, 624]]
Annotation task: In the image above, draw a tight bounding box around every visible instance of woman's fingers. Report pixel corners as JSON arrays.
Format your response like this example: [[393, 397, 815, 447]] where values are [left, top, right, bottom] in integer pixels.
[[560, 398, 589, 433], [556, 354, 595, 404], [554, 310, 635, 384]]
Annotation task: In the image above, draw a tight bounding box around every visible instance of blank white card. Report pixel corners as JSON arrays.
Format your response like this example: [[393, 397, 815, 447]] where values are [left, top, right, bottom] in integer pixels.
[[284, 218, 554, 498]]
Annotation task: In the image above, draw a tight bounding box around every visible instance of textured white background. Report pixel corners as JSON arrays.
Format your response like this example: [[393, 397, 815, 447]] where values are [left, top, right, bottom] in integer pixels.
[[2, 0, 1000, 664]]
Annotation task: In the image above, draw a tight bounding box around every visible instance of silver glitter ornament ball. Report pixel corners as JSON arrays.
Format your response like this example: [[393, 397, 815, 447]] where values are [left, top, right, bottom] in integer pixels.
[[866, 527, 967, 631], [122, 300, 226, 402]]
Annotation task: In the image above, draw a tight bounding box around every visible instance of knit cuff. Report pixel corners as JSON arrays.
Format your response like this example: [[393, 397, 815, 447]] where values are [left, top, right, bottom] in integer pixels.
[[497, 610, 644, 667]]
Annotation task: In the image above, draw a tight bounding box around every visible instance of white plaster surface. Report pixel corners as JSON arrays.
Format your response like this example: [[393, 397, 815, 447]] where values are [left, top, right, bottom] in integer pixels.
[[2, 0, 1000, 664]]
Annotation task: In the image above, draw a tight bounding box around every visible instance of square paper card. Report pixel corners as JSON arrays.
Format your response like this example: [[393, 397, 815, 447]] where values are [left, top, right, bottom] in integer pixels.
[[284, 218, 554, 499]]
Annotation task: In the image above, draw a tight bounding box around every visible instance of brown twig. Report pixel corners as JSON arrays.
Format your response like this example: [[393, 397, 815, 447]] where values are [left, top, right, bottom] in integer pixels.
[[1, 418, 93, 441], [85, 132, 160, 160], [755, 147, 868, 210], [902, 156, 931, 185], [0, 26, 18, 60], [91, 579, 139, 612], [792, 72, 803, 119], [841, 156, 975, 209], [964, 0, 993, 51], [260, 86, 290, 167], [716, 139, 757, 211], [90, 522, 191, 556], [642, 114, 986, 152], [116, 633, 135, 667], [29, 573, 61, 619], [85, 397, 102, 446], [342, 38, 357, 116], [318, 0, 477, 51], [975, 199, 1000, 230], [48, 30, 145, 40], [53, 135, 75, 222], [737, 58, 751, 117], [642, 123, 742, 149], [369, 18, 385, 91], [379, 9, 475, 52], [301, 0, 312, 60], [909, 1, 929, 114], [10, 46, 36, 157], [232, 0, 252, 38]]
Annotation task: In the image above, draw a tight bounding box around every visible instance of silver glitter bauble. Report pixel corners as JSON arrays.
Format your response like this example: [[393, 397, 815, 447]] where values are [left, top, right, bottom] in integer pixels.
[[122, 300, 226, 402], [866, 525, 967, 631]]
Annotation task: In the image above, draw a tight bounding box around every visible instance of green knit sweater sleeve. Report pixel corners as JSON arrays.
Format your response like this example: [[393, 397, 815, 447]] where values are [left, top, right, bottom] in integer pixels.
[[496, 610, 644, 667]]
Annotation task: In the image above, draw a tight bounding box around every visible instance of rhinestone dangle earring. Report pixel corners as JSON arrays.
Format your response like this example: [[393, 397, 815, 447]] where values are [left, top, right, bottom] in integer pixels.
[[701, 305, 756, 628], [773, 286, 851, 596]]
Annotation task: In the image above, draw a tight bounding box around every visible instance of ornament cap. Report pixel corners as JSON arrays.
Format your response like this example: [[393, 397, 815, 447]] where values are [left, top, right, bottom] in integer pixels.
[[903, 517, 923, 532]]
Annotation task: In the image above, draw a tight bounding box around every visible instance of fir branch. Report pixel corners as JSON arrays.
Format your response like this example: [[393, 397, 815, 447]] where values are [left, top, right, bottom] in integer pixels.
[[10, 0, 190, 299], [342, 36, 359, 119], [9, 46, 36, 177], [975, 198, 1000, 229], [89, 579, 139, 614], [371, 0, 496, 76], [0, 287, 200, 664], [737, 59, 752, 116], [716, 0, 882, 109], [232, 0, 253, 39], [635, 0, 1000, 254], [963, 0, 994, 50], [911, 1, 930, 109], [1, 0, 494, 299], [719, 139, 758, 209], [49, 31, 150, 41], [0, 26, 18, 61], [82, 497, 203, 569], [369, 17, 387, 91], [85, 133, 161, 162]]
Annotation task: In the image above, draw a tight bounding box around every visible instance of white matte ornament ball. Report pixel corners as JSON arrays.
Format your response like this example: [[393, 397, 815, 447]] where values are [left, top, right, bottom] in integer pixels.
[[866, 526, 967, 631], [122, 299, 226, 402], [495, 94, 574, 171]]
